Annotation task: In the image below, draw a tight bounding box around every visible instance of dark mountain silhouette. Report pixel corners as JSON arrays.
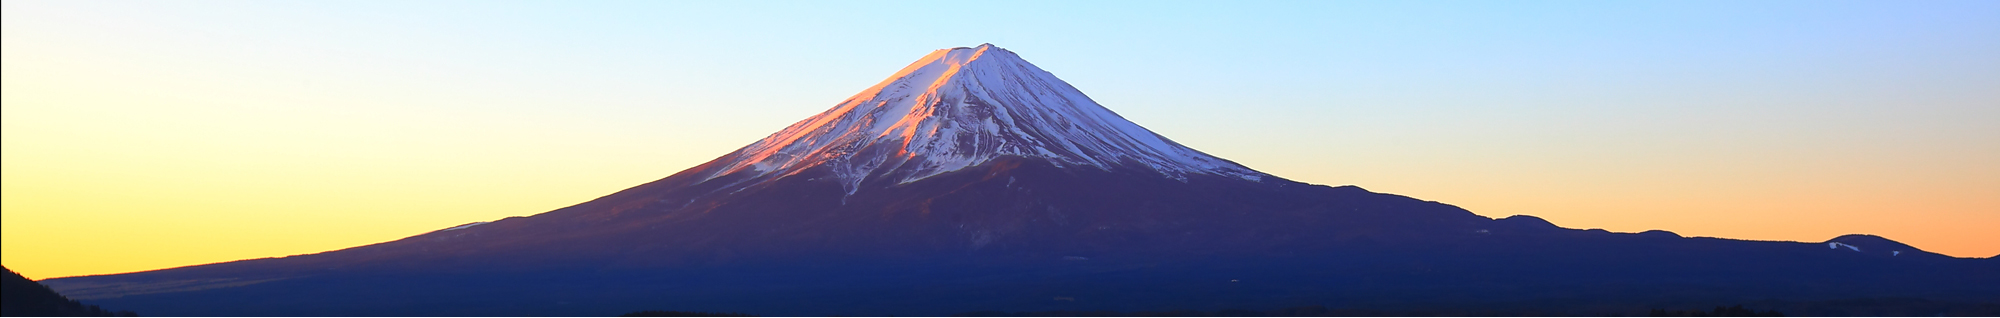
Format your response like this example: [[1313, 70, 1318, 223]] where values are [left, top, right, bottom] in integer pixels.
[[37, 44, 2000, 316], [2, 266, 134, 317]]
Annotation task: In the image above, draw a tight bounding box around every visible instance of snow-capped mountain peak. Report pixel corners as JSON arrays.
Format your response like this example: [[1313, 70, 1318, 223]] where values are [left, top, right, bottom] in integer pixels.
[[700, 44, 1264, 193]]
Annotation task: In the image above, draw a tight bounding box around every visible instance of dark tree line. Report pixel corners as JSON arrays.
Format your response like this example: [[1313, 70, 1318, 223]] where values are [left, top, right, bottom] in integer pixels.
[[620, 310, 755, 317], [953, 304, 1788, 317], [1649, 305, 1784, 317], [2, 266, 137, 317]]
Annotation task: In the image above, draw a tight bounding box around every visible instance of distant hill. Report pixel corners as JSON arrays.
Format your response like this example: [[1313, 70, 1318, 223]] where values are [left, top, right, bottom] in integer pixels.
[[1, 266, 133, 317]]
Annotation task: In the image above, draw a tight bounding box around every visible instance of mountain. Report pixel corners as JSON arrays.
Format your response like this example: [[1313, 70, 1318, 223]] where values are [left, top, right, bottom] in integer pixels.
[[40, 44, 2000, 316], [706, 44, 1262, 194]]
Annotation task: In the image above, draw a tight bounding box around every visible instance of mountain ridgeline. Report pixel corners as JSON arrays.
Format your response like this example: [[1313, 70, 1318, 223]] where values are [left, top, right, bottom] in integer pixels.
[[40, 44, 1998, 316]]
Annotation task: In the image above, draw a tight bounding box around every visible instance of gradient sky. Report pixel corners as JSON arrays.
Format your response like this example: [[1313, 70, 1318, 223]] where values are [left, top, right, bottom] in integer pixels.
[[4, 0, 1997, 280]]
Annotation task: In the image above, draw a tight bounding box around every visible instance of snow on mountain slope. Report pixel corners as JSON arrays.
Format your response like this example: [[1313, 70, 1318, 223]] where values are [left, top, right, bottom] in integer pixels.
[[700, 44, 1264, 194]]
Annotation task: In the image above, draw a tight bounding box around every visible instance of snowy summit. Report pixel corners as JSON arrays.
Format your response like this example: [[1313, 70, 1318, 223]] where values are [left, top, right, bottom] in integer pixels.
[[701, 44, 1264, 193]]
